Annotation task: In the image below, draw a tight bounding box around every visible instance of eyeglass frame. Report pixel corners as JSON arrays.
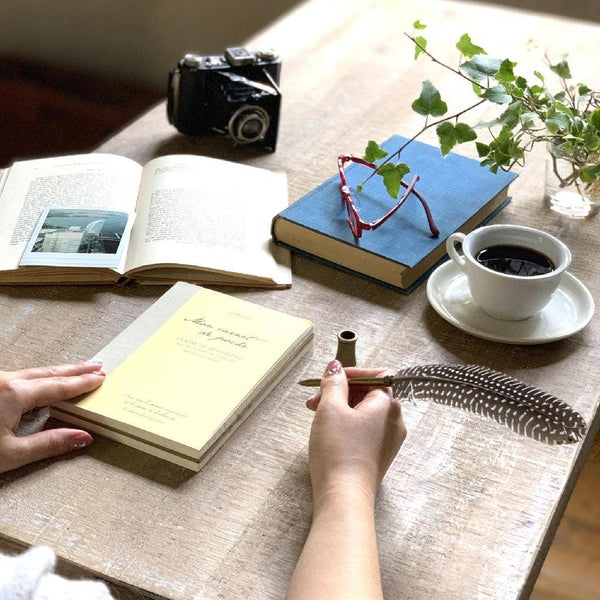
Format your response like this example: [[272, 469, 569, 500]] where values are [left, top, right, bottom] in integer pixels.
[[337, 155, 439, 239]]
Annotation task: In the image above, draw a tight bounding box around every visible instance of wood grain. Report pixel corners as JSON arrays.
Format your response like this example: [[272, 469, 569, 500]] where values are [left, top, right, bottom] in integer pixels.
[[0, 1, 599, 599]]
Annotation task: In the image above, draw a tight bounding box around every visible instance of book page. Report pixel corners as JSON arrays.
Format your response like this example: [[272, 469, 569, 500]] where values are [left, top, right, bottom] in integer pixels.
[[124, 154, 291, 284], [0, 154, 142, 272], [64, 286, 312, 455]]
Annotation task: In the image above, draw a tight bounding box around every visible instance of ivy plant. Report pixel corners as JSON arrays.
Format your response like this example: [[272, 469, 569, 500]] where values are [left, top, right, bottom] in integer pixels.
[[360, 20, 600, 200]]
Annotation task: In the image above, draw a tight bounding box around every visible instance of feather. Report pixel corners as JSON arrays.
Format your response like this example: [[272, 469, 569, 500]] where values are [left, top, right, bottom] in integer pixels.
[[390, 364, 586, 445]]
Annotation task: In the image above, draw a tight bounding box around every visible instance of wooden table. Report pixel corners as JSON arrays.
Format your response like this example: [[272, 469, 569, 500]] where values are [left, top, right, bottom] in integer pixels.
[[1, 1, 599, 598]]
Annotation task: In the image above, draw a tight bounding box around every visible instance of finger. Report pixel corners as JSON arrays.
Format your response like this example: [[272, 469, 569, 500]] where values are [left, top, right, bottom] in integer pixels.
[[12, 371, 106, 413], [3, 429, 93, 472], [346, 367, 395, 408], [354, 384, 395, 413], [343, 366, 392, 379], [306, 394, 320, 411], [6, 361, 104, 381], [318, 359, 349, 408]]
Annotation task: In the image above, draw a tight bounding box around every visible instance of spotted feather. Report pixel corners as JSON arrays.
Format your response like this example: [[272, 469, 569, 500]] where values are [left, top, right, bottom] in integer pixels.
[[389, 364, 586, 444]]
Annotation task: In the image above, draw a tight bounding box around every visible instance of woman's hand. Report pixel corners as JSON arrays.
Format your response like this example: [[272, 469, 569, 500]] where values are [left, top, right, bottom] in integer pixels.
[[306, 360, 406, 506], [286, 360, 406, 600], [0, 362, 106, 474]]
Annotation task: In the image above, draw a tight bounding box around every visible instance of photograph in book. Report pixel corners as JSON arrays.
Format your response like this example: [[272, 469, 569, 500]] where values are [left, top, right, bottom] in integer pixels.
[[20, 207, 134, 269]]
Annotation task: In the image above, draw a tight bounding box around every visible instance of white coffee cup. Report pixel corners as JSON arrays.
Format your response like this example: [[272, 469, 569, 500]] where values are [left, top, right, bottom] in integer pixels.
[[446, 224, 571, 320]]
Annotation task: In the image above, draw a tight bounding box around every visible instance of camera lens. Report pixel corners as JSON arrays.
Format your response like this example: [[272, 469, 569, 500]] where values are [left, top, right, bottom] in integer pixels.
[[228, 106, 270, 144]]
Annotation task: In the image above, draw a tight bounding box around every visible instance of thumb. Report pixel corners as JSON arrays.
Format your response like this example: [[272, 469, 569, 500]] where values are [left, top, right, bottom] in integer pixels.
[[318, 359, 349, 408], [9, 429, 93, 471]]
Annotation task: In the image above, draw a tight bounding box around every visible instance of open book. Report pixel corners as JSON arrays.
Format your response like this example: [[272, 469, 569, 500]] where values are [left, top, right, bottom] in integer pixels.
[[50, 282, 313, 470], [0, 153, 291, 287]]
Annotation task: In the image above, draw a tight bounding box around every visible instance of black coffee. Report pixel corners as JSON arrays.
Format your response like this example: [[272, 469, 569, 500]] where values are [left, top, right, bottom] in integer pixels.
[[475, 245, 555, 276]]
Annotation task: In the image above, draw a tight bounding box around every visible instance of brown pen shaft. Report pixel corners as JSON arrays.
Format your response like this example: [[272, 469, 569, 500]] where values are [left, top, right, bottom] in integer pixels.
[[298, 376, 393, 388]]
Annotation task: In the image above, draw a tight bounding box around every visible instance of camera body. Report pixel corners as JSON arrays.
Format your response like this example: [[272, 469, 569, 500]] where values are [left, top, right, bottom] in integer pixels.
[[167, 47, 281, 152]]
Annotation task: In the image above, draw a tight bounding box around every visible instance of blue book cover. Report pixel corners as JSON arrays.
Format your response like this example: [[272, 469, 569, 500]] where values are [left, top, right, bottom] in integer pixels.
[[272, 135, 517, 291]]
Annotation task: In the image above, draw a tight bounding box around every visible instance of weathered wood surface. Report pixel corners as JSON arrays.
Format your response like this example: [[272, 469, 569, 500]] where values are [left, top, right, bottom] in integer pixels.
[[1, 1, 599, 599]]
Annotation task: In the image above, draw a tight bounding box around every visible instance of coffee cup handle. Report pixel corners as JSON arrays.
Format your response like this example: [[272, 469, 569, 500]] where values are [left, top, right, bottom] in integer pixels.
[[446, 232, 467, 268]]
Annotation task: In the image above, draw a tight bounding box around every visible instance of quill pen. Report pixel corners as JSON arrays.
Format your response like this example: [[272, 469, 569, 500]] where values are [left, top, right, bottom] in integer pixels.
[[299, 364, 587, 445]]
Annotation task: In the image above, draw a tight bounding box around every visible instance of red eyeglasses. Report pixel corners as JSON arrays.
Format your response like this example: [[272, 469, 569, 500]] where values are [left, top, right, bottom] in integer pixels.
[[337, 155, 439, 239]]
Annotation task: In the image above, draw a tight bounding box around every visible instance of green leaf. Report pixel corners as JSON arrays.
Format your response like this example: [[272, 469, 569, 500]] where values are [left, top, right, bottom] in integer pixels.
[[436, 122, 477, 155], [580, 164, 600, 183], [534, 70, 545, 82], [555, 101, 574, 118], [414, 36, 427, 59], [476, 142, 490, 157], [590, 108, 600, 131], [377, 163, 410, 199], [481, 84, 512, 104], [495, 59, 517, 84], [550, 59, 572, 79], [363, 140, 388, 163], [413, 19, 427, 30], [411, 80, 448, 117], [459, 55, 502, 81], [472, 82, 483, 96], [456, 33, 486, 58], [584, 127, 600, 152], [546, 112, 570, 133], [519, 111, 538, 127]]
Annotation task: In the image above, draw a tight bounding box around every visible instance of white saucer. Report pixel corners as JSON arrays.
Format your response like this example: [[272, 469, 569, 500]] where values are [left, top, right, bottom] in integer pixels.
[[426, 260, 595, 345]]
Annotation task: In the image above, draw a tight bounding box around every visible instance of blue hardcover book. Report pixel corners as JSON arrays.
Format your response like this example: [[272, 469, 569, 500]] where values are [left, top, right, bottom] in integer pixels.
[[271, 135, 517, 292]]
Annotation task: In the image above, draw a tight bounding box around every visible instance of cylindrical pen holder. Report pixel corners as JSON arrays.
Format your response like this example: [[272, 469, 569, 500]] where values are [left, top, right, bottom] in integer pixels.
[[335, 330, 357, 367]]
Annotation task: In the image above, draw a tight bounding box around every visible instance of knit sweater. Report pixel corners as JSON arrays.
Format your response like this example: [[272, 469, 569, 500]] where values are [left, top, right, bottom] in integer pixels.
[[0, 546, 113, 600]]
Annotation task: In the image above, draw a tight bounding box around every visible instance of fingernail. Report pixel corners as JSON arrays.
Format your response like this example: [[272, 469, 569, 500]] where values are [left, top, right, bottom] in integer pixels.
[[324, 359, 343, 378], [92, 369, 106, 377], [86, 360, 103, 367], [72, 436, 91, 450]]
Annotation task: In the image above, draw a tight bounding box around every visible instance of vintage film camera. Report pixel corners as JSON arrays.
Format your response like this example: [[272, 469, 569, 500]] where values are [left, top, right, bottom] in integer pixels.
[[167, 47, 281, 152]]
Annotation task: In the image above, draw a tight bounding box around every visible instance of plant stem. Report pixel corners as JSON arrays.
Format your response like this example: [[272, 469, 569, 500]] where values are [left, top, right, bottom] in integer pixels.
[[359, 98, 486, 188]]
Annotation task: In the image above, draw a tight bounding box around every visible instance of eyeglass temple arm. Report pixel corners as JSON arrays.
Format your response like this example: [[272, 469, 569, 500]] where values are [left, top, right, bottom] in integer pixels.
[[337, 156, 440, 237]]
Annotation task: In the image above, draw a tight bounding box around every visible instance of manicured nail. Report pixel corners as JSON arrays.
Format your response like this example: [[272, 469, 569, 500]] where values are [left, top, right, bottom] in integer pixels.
[[324, 359, 343, 378], [72, 436, 91, 450]]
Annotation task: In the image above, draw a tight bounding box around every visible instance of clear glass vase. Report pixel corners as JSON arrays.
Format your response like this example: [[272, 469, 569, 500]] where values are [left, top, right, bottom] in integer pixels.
[[544, 142, 600, 218]]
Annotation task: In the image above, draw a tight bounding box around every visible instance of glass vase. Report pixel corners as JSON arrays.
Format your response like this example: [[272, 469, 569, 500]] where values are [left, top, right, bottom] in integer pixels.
[[544, 142, 600, 218]]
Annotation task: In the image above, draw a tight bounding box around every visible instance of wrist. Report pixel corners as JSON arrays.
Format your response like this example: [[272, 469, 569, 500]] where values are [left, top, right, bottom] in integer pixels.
[[312, 477, 377, 517]]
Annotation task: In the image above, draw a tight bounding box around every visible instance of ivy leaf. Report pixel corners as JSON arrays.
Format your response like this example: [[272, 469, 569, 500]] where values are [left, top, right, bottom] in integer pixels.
[[550, 59, 572, 79], [481, 84, 512, 104], [472, 82, 483, 96], [363, 140, 388, 163], [412, 80, 448, 116], [555, 102, 574, 118], [580, 164, 600, 183], [519, 111, 538, 127], [546, 112, 570, 133], [436, 122, 477, 155], [459, 55, 502, 81], [377, 163, 411, 199], [413, 19, 427, 30], [414, 35, 428, 59], [476, 142, 490, 157], [495, 59, 517, 84], [456, 33, 486, 58], [584, 127, 600, 152], [590, 108, 600, 131]]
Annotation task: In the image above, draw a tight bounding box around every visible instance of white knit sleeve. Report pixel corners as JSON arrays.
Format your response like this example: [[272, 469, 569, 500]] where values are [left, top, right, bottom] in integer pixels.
[[0, 546, 114, 600]]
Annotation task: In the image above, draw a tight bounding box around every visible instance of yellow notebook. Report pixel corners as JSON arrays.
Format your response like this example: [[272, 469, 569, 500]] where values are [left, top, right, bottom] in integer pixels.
[[51, 283, 313, 470]]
